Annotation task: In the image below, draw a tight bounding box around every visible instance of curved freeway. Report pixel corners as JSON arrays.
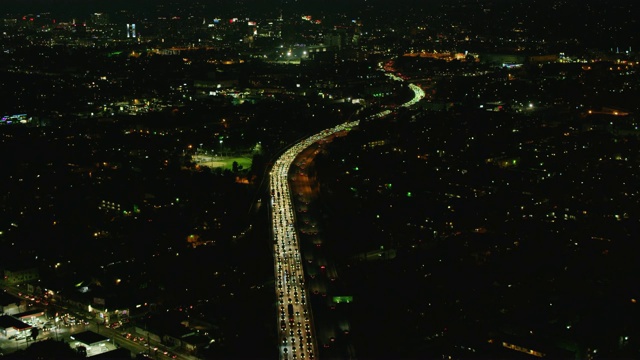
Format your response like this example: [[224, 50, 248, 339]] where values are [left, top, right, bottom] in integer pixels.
[[269, 69, 424, 360]]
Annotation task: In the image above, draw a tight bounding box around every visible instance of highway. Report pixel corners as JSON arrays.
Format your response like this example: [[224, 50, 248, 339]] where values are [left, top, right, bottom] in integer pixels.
[[269, 66, 424, 360], [269, 122, 359, 360]]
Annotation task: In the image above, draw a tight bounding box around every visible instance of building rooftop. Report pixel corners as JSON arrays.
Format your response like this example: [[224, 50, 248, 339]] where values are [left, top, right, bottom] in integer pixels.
[[70, 330, 110, 346], [0, 315, 31, 330], [14, 308, 46, 319]]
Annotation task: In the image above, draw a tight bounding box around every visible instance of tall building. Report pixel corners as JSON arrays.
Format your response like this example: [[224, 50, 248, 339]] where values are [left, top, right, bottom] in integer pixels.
[[126, 23, 137, 38]]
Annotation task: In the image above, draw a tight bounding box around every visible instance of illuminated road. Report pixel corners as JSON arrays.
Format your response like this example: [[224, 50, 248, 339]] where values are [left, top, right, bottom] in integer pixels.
[[269, 123, 357, 360], [269, 67, 424, 360]]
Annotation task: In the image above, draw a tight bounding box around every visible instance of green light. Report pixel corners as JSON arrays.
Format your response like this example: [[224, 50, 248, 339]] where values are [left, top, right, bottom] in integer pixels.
[[333, 296, 353, 304], [407, 192, 412, 197]]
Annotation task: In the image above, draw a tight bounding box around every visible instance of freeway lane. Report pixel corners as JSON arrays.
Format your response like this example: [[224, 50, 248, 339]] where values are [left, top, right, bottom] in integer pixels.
[[269, 123, 359, 360], [269, 69, 424, 360]]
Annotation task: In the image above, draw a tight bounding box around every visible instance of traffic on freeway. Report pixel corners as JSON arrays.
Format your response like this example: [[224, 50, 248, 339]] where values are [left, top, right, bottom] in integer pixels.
[[268, 66, 424, 360], [269, 120, 364, 360]]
